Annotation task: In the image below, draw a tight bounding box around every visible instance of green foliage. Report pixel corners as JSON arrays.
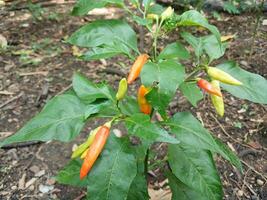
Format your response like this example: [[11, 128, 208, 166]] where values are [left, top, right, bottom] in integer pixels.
[[218, 61, 267, 104], [141, 60, 185, 117], [68, 19, 138, 59], [1, 1, 267, 199], [168, 145, 223, 200]]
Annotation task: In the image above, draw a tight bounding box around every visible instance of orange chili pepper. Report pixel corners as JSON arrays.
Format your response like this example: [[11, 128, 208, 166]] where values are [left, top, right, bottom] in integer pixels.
[[138, 85, 152, 115], [197, 79, 222, 97], [127, 54, 149, 84], [80, 122, 111, 180]]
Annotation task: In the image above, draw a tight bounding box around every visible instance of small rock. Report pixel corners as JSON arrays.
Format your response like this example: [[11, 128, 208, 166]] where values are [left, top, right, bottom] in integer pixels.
[[11, 185, 17, 190], [21, 23, 29, 28], [39, 184, 54, 193], [257, 179, 264, 186], [29, 165, 40, 174], [113, 129, 122, 138], [35, 169, 45, 177], [4, 64, 14, 72], [240, 60, 249, 67], [25, 178, 37, 188], [237, 190, 244, 197], [263, 19, 267, 26], [29, 185, 35, 191]]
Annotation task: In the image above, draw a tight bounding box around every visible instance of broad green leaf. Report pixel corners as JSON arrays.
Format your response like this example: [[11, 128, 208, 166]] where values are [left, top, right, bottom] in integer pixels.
[[125, 113, 179, 144], [68, 19, 138, 57], [181, 33, 227, 62], [177, 10, 221, 42], [181, 32, 203, 59], [0, 93, 86, 147], [72, 0, 124, 16], [166, 171, 208, 200], [56, 159, 86, 187], [127, 142, 149, 200], [202, 35, 227, 63], [82, 46, 126, 60], [84, 100, 114, 119], [141, 60, 185, 117], [168, 145, 223, 200], [86, 134, 137, 200], [158, 42, 190, 60], [217, 61, 267, 104], [164, 112, 242, 171], [147, 3, 164, 15], [179, 81, 203, 107], [73, 73, 115, 104], [119, 96, 140, 116]]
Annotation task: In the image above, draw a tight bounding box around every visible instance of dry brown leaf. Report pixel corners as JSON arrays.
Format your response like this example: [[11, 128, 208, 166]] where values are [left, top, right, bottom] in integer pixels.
[[221, 34, 236, 42]]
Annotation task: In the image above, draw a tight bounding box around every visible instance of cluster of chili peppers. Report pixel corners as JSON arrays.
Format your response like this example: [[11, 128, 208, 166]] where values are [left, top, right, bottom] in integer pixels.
[[197, 66, 242, 116], [72, 51, 243, 179], [72, 53, 150, 180]]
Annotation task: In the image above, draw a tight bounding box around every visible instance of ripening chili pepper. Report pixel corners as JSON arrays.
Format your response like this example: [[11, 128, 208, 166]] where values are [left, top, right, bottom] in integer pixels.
[[210, 80, 224, 117], [71, 127, 100, 159], [207, 67, 242, 86], [138, 85, 152, 115], [80, 121, 111, 180], [197, 79, 222, 97], [127, 54, 149, 84], [80, 148, 89, 160], [116, 78, 128, 101]]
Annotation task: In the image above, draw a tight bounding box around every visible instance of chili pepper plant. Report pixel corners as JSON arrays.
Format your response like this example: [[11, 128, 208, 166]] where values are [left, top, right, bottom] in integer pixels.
[[1, 1, 267, 199]]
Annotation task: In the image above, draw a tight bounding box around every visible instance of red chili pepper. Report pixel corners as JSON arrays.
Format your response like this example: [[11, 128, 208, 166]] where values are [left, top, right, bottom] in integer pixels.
[[127, 54, 149, 84], [197, 79, 222, 97], [80, 122, 111, 180], [138, 85, 152, 115]]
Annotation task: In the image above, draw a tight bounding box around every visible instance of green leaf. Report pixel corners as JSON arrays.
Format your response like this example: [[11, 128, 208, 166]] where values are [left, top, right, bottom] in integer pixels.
[[125, 113, 180, 144], [202, 35, 227, 63], [217, 61, 267, 104], [84, 100, 113, 119], [73, 73, 115, 104], [72, 0, 124, 16], [147, 3, 164, 15], [158, 42, 190, 60], [166, 171, 206, 200], [0, 93, 86, 147], [168, 145, 223, 200], [181, 32, 203, 59], [127, 142, 149, 200], [119, 96, 140, 116], [68, 19, 138, 58], [141, 60, 185, 117], [86, 134, 137, 200], [177, 10, 221, 42], [164, 112, 242, 171], [56, 159, 86, 187], [179, 81, 203, 107], [82, 45, 125, 60]]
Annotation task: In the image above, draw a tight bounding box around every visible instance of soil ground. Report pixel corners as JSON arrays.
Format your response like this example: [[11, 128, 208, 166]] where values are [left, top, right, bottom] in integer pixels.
[[0, 2, 267, 200]]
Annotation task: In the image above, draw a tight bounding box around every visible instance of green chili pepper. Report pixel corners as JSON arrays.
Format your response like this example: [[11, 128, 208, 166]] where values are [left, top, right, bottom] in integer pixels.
[[116, 78, 128, 101]]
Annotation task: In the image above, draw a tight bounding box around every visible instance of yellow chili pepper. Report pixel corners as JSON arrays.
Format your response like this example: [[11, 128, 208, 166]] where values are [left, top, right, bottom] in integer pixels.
[[207, 67, 243, 86], [210, 80, 224, 117]]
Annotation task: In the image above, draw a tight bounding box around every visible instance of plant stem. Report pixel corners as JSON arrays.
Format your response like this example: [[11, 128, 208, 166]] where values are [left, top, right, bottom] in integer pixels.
[[153, 19, 163, 60], [144, 148, 149, 183]]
